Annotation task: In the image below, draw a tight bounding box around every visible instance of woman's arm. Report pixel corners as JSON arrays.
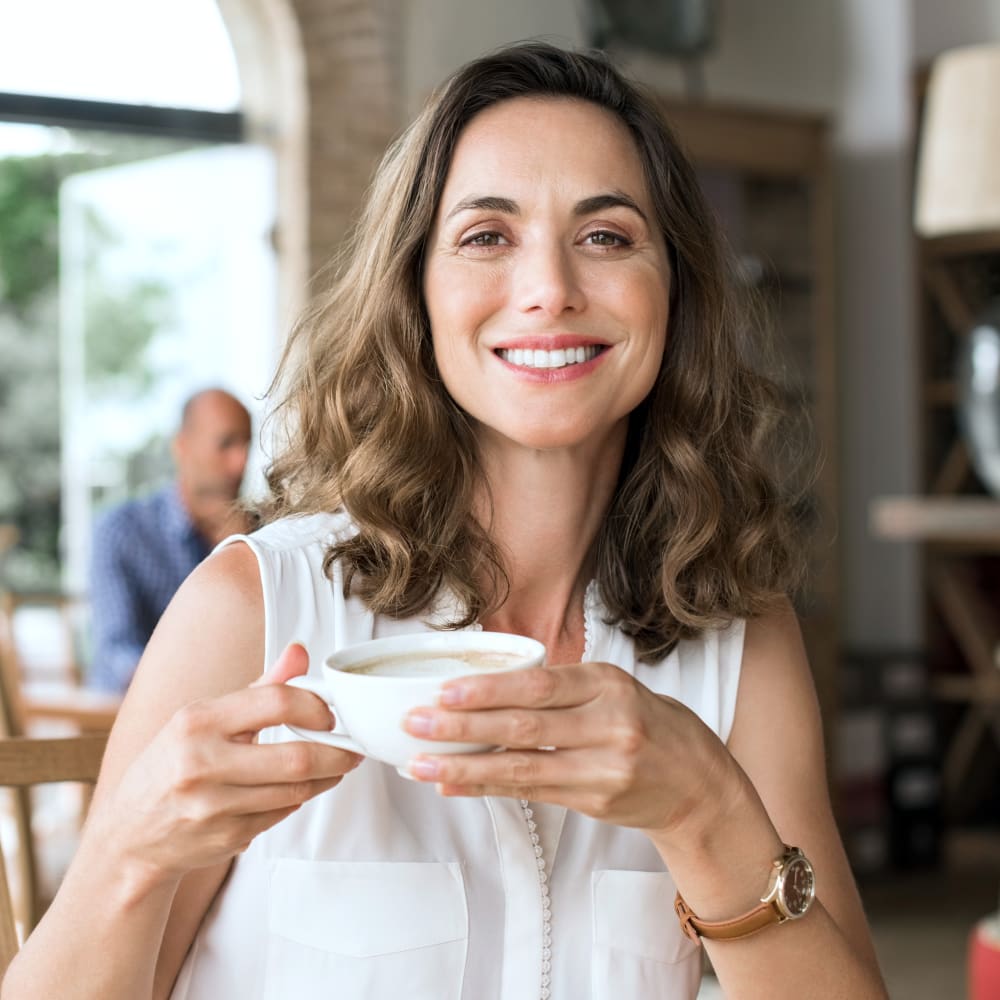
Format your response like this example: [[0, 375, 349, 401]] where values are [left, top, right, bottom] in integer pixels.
[[648, 603, 886, 998], [2, 543, 359, 1000]]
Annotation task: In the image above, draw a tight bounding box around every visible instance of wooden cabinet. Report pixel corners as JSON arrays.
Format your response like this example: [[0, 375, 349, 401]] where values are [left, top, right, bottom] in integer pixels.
[[874, 230, 1000, 821], [658, 99, 839, 744], [869, 65, 1000, 828]]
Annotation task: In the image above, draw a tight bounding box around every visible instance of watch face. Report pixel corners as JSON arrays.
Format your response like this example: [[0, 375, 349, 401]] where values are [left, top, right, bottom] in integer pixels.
[[781, 856, 816, 917]]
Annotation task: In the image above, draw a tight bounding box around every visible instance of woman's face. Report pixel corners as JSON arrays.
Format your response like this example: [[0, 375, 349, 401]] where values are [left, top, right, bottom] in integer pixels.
[[423, 96, 671, 456]]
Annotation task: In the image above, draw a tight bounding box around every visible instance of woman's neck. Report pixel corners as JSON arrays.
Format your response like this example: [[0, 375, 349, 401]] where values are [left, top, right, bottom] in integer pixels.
[[474, 427, 625, 662]]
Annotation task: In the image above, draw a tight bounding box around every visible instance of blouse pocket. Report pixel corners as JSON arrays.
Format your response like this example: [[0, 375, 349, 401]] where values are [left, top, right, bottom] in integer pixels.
[[264, 859, 468, 1000], [591, 869, 701, 1000]]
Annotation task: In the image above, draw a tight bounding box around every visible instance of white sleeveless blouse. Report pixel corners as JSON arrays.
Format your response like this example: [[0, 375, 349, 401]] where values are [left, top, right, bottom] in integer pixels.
[[170, 512, 744, 1000]]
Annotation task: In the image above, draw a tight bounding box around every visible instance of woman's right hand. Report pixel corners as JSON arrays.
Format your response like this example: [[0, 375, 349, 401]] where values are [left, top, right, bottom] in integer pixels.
[[87, 643, 362, 888]]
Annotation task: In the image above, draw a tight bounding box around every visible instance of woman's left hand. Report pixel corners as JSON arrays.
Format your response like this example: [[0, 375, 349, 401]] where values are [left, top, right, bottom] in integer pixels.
[[403, 662, 738, 836]]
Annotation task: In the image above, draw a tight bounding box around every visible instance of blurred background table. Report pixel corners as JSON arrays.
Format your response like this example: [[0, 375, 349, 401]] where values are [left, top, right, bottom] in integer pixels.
[[871, 495, 1000, 816]]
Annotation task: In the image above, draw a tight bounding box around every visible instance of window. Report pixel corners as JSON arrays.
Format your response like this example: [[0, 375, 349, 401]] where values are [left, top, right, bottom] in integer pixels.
[[0, 2, 276, 597], [0, 0, 239, 110]]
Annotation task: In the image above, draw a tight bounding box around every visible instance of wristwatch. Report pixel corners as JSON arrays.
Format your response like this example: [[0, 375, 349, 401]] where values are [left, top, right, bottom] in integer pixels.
[[674, 844, 815, 943]]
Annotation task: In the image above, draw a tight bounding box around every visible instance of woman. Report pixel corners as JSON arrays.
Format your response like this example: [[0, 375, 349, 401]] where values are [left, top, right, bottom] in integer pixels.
[[2, 43, 887, 1000]]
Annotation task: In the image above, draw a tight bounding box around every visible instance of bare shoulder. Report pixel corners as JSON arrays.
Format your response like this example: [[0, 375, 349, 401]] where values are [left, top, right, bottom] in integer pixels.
[[729, 599, 817, 740], [135, 540, 264, 699]]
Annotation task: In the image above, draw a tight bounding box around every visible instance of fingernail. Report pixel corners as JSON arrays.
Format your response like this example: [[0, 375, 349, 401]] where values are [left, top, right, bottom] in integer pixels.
[[405, 709, 434, 736], [439, 684, 466, 706], [409, 758, 440, 780]]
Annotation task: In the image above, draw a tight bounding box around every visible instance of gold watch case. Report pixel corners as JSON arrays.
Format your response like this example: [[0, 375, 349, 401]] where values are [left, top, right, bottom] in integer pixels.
[[766, 845, 816, 920]]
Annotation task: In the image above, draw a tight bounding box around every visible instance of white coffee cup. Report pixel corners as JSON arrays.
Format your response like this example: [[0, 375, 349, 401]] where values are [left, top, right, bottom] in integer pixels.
[[285, 631, 546, 777]]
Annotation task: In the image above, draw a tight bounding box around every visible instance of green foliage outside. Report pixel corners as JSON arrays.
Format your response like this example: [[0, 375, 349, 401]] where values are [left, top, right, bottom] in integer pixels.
[[80, 205, 172, 391], [0, 131, 188, 590]]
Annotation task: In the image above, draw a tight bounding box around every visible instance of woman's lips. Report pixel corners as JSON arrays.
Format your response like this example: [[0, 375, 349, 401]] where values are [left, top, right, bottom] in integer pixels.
[[491, 334, 611, 373], [494, 344, 604, 370], [492, 341, 610, 381]]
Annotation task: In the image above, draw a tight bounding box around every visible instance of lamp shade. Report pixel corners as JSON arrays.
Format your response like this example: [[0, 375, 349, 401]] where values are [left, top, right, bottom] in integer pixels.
[[914, 44, 1000, 238]]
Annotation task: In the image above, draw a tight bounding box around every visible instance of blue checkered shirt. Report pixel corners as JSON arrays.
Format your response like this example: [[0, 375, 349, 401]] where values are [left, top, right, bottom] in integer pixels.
[[88, 485, 211, 692]]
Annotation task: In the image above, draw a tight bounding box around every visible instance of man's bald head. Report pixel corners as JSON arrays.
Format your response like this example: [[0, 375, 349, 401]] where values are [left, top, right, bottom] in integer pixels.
[[173, 388, 252, 503]]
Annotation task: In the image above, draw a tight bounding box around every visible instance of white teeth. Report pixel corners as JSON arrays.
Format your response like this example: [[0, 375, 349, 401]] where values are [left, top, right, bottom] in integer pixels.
[[497, 346, 601, 369]]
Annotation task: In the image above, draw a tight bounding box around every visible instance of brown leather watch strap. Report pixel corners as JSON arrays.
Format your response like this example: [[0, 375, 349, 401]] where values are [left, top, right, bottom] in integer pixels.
[[674, 892, 781, 942]]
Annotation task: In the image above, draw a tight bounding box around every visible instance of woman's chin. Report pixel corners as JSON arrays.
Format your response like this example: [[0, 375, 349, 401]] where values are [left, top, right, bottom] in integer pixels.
[[476, 417, 626, 458]]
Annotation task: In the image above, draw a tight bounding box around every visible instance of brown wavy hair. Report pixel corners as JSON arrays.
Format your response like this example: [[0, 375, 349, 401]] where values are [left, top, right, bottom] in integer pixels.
[[262, 41, 813, 661]]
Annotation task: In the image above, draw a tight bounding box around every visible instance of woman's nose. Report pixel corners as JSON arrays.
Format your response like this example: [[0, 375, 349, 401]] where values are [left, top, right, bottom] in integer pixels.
[[512, 241, 587, 317]]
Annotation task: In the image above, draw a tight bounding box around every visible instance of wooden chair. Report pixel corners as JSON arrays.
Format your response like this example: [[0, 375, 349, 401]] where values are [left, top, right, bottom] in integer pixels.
[[0, 607, 118, 935], [0, 591, 119, 732], [0, 590, 88, 687], [0, 733, 107, 977]]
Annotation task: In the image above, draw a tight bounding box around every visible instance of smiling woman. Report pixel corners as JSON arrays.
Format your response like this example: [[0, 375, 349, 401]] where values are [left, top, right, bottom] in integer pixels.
[[1, 41, 887, 1000], [265, 47, 808, 661]]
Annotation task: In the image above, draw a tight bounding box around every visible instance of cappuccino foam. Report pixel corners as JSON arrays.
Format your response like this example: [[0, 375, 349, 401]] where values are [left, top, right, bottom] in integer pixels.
[[344, 649, 524, 678]]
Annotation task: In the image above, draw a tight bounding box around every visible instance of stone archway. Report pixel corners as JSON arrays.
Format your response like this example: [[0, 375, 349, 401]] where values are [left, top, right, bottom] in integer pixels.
[[289, 0, 402, 279], [217, 0, 402, 332]]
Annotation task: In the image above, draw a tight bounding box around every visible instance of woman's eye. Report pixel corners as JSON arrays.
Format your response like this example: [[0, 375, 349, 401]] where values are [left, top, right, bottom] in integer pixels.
[[585, 230, 629, 247], [461, 231, 506, 247]]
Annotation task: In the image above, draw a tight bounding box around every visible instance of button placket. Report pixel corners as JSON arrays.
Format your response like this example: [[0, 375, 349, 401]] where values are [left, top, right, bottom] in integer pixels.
[[516, 581, 596, 1000], [490, 580, 596, 1000], [520, 799, 552, 999]]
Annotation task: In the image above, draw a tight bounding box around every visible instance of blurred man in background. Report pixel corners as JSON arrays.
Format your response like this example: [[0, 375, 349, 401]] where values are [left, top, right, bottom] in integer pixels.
[[87, 388, 253, 692]]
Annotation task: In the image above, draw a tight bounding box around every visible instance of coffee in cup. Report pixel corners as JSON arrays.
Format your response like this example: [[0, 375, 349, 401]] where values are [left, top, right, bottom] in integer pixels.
[[285, 631, 545, 777], [343, 649, 527, 678]]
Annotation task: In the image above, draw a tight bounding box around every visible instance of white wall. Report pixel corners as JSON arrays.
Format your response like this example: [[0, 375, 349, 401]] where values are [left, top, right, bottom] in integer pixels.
[[401, 0, 1000, 654], [403, 0, 841, 113], [620, 0, 840, 110], [835, 0, 919, 650], [403, 0, 583, 118], [912, 0, 1000, 62]]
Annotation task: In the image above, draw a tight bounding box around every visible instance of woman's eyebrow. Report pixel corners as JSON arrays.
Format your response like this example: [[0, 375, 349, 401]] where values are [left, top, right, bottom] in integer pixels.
[[574, 192, 647, 221], [446, 195, 519, 220], [444, 191, 648, 222]]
